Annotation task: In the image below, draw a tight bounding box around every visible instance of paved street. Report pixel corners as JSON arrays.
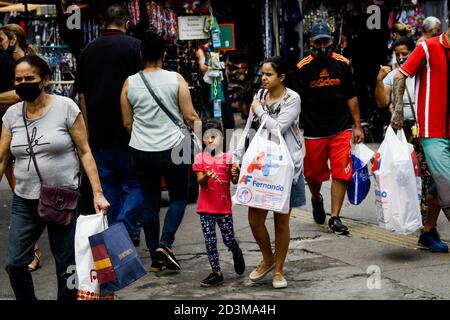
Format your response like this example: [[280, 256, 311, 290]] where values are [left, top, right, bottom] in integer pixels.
[[1, 138, 449, 300]]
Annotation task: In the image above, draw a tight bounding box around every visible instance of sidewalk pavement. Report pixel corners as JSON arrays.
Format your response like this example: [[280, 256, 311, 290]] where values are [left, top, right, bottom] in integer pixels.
[[2, 184, 448, 300]]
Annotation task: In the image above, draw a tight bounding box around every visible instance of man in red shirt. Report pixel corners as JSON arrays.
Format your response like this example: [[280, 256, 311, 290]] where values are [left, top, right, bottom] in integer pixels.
[[392, 12, 450, 251]]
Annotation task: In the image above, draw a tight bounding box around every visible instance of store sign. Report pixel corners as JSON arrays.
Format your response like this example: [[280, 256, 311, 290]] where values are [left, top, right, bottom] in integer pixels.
[[178, 16, 209, 40], [219, 24, 235, 51]]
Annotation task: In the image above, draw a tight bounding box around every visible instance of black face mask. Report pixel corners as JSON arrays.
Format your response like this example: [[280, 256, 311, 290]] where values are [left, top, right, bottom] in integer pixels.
[[6, 45, 15, 57], [15, 82, 43, 102], [397, 57, 408, 66], [312, 45, 333, 59]]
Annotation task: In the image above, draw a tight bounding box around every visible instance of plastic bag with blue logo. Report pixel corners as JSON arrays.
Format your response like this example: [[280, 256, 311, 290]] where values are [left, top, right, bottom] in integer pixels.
[[371, 126, 422, 234], [348, 143, 374, 205], [232, 117, 294, 213]]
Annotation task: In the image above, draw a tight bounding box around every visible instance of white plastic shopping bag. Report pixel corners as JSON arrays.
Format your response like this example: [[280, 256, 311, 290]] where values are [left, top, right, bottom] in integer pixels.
[[75, 213, 113, 300], [233, 118, 294, 213], [348, 143, 374, 205], [371, 126, 423, 234]]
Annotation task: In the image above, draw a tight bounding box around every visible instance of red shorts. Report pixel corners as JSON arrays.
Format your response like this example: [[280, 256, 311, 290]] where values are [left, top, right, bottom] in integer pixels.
[[304, 130, 352, 184]]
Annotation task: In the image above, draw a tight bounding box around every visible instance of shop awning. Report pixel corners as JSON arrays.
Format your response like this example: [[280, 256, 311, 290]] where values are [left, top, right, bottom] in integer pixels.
[[0, 3, 39, 13]]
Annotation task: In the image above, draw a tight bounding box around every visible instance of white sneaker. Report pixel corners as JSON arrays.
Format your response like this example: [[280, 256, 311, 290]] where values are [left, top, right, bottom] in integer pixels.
[[272, 272, 287, 289]]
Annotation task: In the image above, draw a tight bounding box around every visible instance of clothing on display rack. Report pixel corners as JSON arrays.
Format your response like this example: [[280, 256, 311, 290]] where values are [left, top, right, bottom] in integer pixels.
[[146, 1, 178, 39]]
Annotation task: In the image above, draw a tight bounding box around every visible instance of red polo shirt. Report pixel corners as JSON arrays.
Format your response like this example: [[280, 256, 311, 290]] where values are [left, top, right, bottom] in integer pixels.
[[400, 33, 450, 138]]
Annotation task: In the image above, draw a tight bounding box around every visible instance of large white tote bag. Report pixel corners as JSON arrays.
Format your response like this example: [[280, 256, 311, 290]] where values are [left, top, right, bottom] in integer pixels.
[[233, 118, 294, 213]]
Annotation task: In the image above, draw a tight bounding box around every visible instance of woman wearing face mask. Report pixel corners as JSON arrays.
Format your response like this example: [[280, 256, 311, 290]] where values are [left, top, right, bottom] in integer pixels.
[[232, 56, 305, 289], [0, 55, 110, 300], [0, 24, 37, 106], [0, 24, 43, 273]]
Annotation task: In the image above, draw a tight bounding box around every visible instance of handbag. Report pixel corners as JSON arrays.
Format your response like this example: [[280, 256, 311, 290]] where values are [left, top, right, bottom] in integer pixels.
[[22, 103, 80, 226], [138, 71, 201, 162]]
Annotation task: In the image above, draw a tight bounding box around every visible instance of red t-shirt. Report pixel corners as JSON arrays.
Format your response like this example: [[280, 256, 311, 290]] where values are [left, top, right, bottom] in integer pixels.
[[400, 33, 450, 138], [193, 152, 233, 214]]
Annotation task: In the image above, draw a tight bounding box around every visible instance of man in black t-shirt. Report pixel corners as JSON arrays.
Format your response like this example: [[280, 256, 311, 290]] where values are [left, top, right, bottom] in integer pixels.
[[295, 21, 364, 234], [76, 5, 144, 243]]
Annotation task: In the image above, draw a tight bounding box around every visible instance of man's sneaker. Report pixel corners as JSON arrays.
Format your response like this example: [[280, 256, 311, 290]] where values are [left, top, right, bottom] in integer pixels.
[[200, 272, 224, 287], [312, 194, 326, 224], [328, 216, 349, 235], [155, 245, 181, 270], [249, 261, 274, 282], [232, 249, 245, 275], [149, 261, 164, 273], [418, 228, 449, 252]]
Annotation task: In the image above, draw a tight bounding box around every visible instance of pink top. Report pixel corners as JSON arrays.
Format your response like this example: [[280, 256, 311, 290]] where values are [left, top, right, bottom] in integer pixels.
[[193, 152, 233, 214]]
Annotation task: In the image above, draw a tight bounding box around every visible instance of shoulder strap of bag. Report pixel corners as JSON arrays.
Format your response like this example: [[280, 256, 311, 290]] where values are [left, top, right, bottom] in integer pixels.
[[22, 102, 43, 184], [404, 79, 418, 124], [138, 71, 186, 130]]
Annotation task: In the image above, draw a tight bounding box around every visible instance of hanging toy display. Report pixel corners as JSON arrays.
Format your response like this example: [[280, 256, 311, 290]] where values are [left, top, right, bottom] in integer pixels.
[[145, 1, 178, 39], [128, 0, 140, 26], [202, 7, 225, 120], [211, 18, 222, 50]]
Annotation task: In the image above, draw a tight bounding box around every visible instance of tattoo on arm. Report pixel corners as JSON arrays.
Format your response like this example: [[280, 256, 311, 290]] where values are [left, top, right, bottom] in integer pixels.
[[393, 74, 406, 112], [391, 73, 406, 127]]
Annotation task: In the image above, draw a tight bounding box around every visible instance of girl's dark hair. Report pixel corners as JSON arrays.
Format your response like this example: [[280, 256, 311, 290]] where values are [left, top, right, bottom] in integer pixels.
[[202, 118, 224, 136], [15, 55, 51, 79], [392, 36, 415, 53], [263, 56, 290, 78], [141, 30, 166, 62]]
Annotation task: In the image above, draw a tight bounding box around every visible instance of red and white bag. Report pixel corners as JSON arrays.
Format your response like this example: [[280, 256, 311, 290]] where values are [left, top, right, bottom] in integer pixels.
[[75, 213, 113, 300]]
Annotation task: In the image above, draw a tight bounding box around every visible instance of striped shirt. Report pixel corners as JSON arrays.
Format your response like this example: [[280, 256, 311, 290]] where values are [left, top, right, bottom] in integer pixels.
[[400, 33, 450, 138]]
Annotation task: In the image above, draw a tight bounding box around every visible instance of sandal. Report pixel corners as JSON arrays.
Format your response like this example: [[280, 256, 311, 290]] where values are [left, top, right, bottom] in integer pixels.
[[28, 246, 42, 272]]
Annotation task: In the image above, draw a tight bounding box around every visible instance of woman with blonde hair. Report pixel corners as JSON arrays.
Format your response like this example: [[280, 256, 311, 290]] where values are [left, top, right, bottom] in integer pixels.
[[391, 22, 414, 41], [0, 24, 38, 106], [0, 24, 37, 59]]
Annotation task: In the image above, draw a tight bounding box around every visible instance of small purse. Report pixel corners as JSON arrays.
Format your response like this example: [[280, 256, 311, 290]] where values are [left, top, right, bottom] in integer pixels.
[[22, 103, 79, 226]]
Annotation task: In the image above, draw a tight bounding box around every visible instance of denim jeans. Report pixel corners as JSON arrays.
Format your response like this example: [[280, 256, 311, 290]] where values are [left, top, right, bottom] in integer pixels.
[[131, 147, 188, 262], [5, 194, 77, 300], [93, 146, 145, 237]]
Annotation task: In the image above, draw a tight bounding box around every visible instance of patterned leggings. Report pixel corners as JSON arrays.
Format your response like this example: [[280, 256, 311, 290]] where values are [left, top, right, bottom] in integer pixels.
[[200, 214, 240, 273]]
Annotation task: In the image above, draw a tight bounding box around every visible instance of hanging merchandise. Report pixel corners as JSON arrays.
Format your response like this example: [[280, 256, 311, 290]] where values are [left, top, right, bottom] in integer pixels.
[[263, 0, 274, 58], [211, 18, 221, 49], [285, 0, 303, 24], [146, 1, 178, 39], [129, 0, 141, 26], [213, 98, 222, 119]]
